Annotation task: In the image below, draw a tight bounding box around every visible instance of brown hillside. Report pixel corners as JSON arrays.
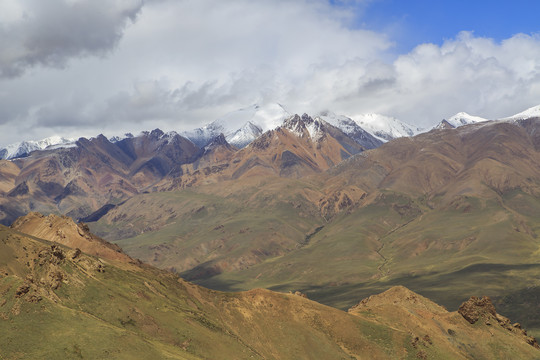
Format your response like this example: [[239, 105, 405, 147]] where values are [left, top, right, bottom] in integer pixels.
[[158, 114, 366, 189], [0, 116, 367, 224], [0, 131, 201, 224], [11, 212, 132, 263], [349, 286, 539, 359], [326, 119, 540, 201], [0, 160, 19, 194]]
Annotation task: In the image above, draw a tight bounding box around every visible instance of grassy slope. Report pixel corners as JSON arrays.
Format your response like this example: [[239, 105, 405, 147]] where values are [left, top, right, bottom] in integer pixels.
[[3, 223, 540, 359], [91, 181, 323, 276], [201, 189, 540, 336], [0, 225, 415, 359], [93, 182, 540, 338]]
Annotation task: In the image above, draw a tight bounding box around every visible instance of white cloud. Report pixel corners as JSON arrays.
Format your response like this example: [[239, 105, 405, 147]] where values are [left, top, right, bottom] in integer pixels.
[[297, 31, 540, 126], [380, 32, 540, 124], [0, 0, 540, 146]]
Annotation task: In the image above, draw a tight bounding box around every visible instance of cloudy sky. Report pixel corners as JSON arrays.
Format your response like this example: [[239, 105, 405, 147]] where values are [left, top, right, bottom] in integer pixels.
[[1, 0, 540, 146]]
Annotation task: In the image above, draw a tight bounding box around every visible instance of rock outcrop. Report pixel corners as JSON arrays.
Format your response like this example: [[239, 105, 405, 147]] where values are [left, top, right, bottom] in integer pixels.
[[458, 295, 539, 348]]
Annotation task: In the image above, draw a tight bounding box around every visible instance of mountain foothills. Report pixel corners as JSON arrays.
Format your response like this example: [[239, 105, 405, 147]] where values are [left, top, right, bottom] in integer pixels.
[[2, 104, 540, 357], [1, 213, 538, 359]]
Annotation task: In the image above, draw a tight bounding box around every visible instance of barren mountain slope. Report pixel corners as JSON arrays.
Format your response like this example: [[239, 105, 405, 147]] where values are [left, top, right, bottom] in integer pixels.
[[157, 114, 366, 189], [0, 115, 367, 225], [324, 119, 540, 199], [0, 131, 201, 224], [11, 212, 131, 263]]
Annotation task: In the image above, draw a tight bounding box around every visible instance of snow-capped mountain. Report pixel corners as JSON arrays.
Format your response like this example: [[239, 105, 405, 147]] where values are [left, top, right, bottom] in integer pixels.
[[317, 111, 383, 149], [501, 104, 540, 121], [434, 112, 488, 130], [431, 104, 540, 131], [352, 113, 423, 141], [182, 103, 290, 148], [225, 122, 263, 148], [109, 133, 134, 143], [0, 135, 76, 160], [283, 114, 326, 141]]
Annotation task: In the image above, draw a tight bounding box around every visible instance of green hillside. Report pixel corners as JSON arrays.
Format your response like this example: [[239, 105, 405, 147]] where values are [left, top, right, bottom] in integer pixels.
[[3, 221, 540, 359]]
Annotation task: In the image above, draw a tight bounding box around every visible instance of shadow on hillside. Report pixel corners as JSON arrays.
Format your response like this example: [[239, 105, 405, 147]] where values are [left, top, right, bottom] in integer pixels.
[[186, 261, 540, 337]]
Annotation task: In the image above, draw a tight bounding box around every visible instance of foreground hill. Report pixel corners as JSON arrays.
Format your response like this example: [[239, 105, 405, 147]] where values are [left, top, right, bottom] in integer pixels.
[[11, 212, 131, 263], [1, 213, 538, 359], [88, 118, 540, 337]]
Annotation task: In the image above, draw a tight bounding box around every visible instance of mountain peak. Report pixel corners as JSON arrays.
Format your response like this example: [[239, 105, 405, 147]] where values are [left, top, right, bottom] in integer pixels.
[[225, 121, 263, 148], [431, 111, 487, 130], [182, 103, 290, 148], [317, 111, 383, 149], [149, 128, 165, 139], [434, 119, 455, 129], [503, 104, 540, 120], [349, 285, 446, 313], [353, 113, 421, 141], [204, 133, 230, 150], [109, 133, 134, 143], [282, 113, 326, 141], [0, 135, 76, 160], [448, 112, 487, 126]]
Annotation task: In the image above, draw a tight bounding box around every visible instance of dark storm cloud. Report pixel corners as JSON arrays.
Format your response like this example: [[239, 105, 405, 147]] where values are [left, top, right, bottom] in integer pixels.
[[0, 0, 143, 78]]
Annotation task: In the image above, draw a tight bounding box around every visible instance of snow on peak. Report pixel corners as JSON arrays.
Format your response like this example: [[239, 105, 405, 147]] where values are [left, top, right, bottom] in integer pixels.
[[109, 133, 134, 143], [434, 112, 487, 130], [316, 110, 358, 134], [283, 114, 325, 141], [0, 135, 76, 160], [202, 134, 231, 155], [316, 110, 383, 149], [182, 103, 290, 148], [502, 104, 540, 120], [226, 121, 263, 148], [304, 117, 325, 141], [215, 103, 290, 132], [317, 110, 350, 124], [448, 112, 487, 125], [317, 110, 365, 136], [352, 113, 422, 141]]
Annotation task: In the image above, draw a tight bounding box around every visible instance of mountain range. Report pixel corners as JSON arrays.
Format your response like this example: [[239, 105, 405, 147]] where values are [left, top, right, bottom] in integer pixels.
[[0, 111, 377, 225], [0, 135, 76, 160], [4, 103, 538, 164], [2, 103, 540, 357], [7, 102, 524, 161], [1, 103, 537, 225]]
